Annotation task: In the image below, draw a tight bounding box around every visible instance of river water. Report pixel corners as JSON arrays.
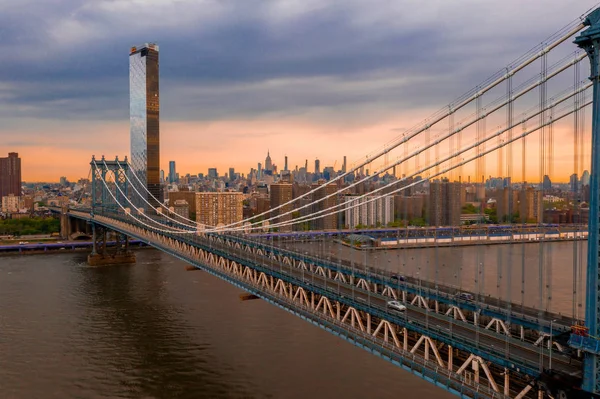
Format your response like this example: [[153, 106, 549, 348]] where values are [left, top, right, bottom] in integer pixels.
[[293, 239, 587, 318], [0, 250, 453, 399]]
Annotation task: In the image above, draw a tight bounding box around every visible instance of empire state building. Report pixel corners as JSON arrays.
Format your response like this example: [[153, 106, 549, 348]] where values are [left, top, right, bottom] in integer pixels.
[[265, 151, 273, 172]]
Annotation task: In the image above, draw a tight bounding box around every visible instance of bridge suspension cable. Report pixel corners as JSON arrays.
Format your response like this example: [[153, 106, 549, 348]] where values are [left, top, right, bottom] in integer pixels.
[[90, 9, 596, 237], [115, 61, 591, 234], [94, 90, 593, 235], [253, 93, 592, 233], [149, 16, 587, 232]]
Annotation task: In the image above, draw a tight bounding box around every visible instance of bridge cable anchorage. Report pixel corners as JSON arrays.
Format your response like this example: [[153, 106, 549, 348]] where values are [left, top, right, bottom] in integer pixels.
[[102, 88, 593, 236]]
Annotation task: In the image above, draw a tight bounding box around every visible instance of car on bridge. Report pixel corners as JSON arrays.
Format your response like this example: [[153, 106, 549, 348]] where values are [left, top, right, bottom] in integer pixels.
[[386, 301, 407, 313], [456, 292, 474, 301], [391, 274, 405, 281]]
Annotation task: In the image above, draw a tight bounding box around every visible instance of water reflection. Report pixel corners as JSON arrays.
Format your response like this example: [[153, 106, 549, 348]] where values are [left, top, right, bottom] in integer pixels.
[[0, 250, 452, 399]]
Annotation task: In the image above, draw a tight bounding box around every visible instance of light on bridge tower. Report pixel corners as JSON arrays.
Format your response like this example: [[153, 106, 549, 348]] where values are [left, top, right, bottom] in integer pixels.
[[575, 8, 600, 394]]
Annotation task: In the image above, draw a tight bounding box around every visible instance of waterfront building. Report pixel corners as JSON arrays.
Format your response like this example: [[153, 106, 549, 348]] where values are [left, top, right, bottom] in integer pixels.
[[428, 181, 462, 226], [311, 182, 338, 230], [1, 194, 20, 213], [270, 183, 293, 232], [0, 152, 21, 199], [344, 195, 394, 228], [195, 192, 244, 227]]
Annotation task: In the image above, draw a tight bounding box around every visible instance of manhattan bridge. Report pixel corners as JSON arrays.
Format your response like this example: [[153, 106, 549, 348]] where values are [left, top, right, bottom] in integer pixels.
[[51, 6, 600, 399]]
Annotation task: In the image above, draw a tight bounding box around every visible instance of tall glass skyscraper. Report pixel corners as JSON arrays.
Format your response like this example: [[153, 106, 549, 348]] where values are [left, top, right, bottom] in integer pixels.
[[130, 43, 161, 209], [169, 161, 176, 184]]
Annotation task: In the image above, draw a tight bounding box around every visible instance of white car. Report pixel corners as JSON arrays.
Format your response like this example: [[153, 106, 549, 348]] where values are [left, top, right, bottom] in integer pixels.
[[387, 300, 407, 313]]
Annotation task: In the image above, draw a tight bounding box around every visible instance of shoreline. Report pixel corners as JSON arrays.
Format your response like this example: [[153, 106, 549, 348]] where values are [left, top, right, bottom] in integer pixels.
[[0, 241, 149, 256], [339, 236, 587, 251]]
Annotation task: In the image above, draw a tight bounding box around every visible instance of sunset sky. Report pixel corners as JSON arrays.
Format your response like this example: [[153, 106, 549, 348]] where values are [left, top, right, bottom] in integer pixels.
[[0, 0, 596, 182]]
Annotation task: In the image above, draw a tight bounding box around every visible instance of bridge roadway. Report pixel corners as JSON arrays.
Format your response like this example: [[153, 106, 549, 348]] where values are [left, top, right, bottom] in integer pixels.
[[61, 207, 575, 335], [250, 235, 576, 335], [92, 215, 509, 398], [65, 209, 582, 380], [203, 233, 582, 379]]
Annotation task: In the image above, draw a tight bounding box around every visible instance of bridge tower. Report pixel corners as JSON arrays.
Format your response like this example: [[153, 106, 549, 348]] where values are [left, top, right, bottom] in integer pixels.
[[575, 8, 600, 394], [88, 155, 136, 266], [90, 155, 130, 216]]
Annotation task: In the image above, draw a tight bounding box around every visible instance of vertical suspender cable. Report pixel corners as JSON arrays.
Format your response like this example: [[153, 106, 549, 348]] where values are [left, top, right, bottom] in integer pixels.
[[547, 102, 554, 313], [521, 119, 527, 314], [506, 68, 514, 341], [573, 60, 581, 319], [538, 49, 547, 316], [578, 61, 586, 319]]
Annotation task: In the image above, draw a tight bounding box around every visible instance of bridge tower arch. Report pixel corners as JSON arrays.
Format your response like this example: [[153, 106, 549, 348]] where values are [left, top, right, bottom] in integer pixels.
[[88, 155, 136, 266]]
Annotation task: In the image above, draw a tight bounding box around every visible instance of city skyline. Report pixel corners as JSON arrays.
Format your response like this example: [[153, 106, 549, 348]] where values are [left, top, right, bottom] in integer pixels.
[[1, 1, 596, 182]]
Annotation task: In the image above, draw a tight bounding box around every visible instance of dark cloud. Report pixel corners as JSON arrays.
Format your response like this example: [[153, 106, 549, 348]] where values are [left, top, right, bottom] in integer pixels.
[[0, 0, 597, 125]]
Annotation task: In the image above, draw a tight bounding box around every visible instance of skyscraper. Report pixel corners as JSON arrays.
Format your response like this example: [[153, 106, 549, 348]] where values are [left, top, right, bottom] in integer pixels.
[[570, 173, 579, 193], [265, 151, 273, 172], [314, 159, 320, 175], [169, 161, 176, 184], [130, 43, 160, 208], [0, 152, 21, 199], [284, 155, 288, 171], [582, 170, 591, 186]]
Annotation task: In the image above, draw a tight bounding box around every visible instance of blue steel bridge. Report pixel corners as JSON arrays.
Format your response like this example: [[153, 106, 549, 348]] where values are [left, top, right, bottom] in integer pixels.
[[51, 7, 600, 399]]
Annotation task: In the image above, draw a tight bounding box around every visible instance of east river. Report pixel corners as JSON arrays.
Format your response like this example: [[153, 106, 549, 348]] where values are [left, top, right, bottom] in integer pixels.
[[0, 250, 453, 399]]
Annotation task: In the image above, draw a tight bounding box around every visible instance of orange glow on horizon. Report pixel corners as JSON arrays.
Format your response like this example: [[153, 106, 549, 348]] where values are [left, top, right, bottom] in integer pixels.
[[12, 116, 590, 184]]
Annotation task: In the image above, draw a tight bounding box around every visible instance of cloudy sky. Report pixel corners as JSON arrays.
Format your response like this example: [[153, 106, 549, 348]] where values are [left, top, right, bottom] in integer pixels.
[[0, 0, 597, 182]]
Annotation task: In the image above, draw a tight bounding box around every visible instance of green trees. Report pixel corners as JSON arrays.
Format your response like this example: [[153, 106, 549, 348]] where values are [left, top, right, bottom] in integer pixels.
[[462, 204, 478, 214], [408, 217, 427, 227], [0, 217, 60, 236]]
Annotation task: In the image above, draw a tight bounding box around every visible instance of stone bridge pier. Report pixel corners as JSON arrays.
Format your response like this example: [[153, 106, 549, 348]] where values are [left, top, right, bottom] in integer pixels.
[[60, 205, 92, 240], [88, 222, 136, 266]]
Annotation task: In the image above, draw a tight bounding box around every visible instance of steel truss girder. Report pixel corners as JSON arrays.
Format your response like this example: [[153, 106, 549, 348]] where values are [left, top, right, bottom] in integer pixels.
[[91, 212, 541, 379], [216, 233, 567, 336], [90, 213, 518, 399]]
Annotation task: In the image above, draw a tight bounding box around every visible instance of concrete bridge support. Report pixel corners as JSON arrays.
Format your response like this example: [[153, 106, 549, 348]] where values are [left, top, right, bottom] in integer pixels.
[[60, 205, 92, 240], [87, 223, 136, 266]]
